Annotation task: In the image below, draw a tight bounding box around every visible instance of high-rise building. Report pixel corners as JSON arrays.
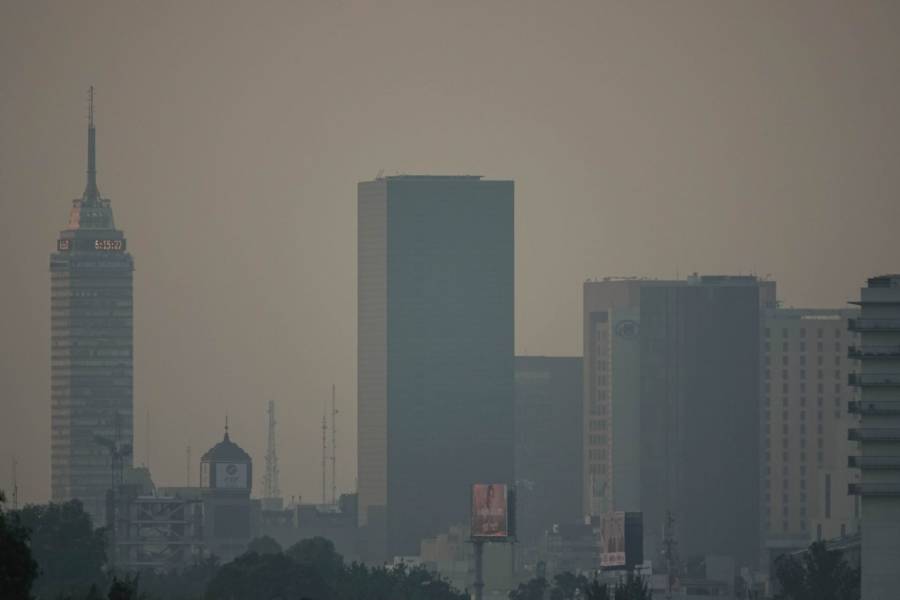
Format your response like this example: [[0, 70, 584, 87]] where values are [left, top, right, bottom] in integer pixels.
[[357, 175, 514, 560], [583, 275, 774, 569], [50, 90, 134, 525], [582, 279, 645, 518], [761, 308, 861, 563], [847, 275, 900, 600], [514, 356, 582, 544]]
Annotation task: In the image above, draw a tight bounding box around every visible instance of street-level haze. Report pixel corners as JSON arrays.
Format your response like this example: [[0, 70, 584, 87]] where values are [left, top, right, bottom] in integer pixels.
[[2, 0, 900, 506]]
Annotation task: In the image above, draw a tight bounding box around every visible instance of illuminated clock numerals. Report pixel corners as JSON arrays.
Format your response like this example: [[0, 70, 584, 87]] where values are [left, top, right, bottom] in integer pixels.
[[57, 240, 72, 251], [93, 239, 124, 251]]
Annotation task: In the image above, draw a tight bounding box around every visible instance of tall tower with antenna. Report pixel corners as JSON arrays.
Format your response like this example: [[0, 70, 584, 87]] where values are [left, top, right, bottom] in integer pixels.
[[50, 87, 134, 525], [263, 400, 281, 501]]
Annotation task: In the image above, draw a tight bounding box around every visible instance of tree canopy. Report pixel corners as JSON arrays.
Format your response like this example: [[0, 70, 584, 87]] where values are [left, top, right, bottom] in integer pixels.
[[774, 541, 860, 600]]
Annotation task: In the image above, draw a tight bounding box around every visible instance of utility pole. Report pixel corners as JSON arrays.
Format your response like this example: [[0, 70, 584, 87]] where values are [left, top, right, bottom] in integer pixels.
[[473, 540, 485, 600], [331, 384, 337, 505]]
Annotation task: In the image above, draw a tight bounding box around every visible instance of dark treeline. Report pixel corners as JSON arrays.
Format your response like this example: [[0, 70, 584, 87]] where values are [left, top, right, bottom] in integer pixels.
[[0, 494, 465, 600], [1, 494, 860, 600], [509, 572, 651, 600]]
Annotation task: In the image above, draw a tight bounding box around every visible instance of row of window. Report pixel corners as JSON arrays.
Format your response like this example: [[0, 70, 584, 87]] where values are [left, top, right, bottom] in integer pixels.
[[765, 382, 843, 394], [765, 369, 842, 380], [764, 341, 844, 353], [765, 327, 845, 339], [767, 354, 842, 367]]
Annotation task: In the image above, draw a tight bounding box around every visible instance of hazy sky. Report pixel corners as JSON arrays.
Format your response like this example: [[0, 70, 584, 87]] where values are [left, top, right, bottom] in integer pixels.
[[2, 1, 899, 506]]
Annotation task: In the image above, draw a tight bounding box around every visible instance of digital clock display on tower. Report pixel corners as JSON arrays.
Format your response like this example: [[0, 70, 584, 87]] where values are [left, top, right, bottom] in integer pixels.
[[94, 239, 124, 251], [57, 239, 71, 251]]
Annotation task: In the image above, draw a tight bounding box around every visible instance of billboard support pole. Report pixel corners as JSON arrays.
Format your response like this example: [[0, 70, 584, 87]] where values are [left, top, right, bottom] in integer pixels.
[[473, 539, 484, 600]]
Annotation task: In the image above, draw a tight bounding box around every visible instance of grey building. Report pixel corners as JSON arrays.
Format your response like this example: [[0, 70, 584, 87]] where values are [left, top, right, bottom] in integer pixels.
[[50, 94, 134, 525], [357, 175, 515, 560], [640, 276, 772, 569], [583, 275, 775, 570], [847, 274, 900, 600], [514, 356, 582, 544]]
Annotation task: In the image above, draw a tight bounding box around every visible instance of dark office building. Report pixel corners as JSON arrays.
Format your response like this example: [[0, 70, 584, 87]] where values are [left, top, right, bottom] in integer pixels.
[[639, 276, 774, 568], [50, 92, 134, 525], [514, 356, 582, 544], [357, 175, 514, 560]]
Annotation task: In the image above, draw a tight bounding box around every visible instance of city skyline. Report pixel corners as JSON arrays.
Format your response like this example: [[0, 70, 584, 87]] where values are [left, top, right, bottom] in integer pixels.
[[4, 1, 900, 509]]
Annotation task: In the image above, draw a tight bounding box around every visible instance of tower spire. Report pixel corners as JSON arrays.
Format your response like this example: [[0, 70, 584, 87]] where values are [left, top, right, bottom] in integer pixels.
[[84, 86, 100, 201]]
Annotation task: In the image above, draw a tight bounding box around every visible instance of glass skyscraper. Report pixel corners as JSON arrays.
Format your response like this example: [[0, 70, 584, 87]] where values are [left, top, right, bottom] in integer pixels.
[[357, 175, 514, 560]]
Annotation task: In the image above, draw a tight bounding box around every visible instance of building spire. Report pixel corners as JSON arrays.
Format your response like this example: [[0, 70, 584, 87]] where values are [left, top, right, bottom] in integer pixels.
[[84, 86, 100, 201]]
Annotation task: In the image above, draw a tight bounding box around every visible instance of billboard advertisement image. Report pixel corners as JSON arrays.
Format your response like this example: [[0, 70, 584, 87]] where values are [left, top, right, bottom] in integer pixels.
[[600, 511, 626, 567], [471, 483, 509, 539]]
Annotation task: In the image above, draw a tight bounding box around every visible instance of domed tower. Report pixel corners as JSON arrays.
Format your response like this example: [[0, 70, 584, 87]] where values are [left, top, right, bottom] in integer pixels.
[[200, 422, 252, 491], [199, 422, 254, 560]]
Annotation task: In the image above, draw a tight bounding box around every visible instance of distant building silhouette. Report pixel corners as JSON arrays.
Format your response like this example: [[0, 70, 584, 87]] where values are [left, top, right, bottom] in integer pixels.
[[514, 356, 582, 545], [761, 308, 861, 565], [357, 175, 514, 560], [583, 275, 775, 569], [847, 274, 900, 600], [50, 89, 134, 525]]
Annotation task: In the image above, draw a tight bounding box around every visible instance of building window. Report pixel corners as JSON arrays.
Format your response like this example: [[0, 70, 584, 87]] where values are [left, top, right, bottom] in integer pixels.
[[782, 356, 789, 366]]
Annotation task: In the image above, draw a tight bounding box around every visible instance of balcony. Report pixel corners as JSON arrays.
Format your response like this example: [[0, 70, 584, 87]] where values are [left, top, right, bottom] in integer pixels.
[[849, 401, 900, 416], [848, 455, 900, 469], [848, 318, 900, 332], [848, 428, 900, 442], [848, 373, 900, 387], [848, 345, 900, 359], [848, 482, 900, 496]]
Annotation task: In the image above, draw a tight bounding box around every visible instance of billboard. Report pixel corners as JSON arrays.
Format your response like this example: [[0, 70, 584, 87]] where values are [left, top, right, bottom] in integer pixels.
[[215, 462, 249, 489], [599, 511, 643, 569], [600, 511, 626, 567], [471, 483, 509, 539]]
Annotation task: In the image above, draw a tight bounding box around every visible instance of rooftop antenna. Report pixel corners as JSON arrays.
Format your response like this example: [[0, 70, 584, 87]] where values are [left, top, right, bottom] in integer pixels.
[[264, 401, 281, 499], [186, 445, 191, 487], [84, 86, 100, 200], [330, 384, 338, 505]]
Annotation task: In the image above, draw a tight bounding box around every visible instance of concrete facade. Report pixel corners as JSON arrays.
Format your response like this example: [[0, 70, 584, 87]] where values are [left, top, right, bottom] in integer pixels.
[[761, 308, 861, 560], [848, 274, 900, 600]]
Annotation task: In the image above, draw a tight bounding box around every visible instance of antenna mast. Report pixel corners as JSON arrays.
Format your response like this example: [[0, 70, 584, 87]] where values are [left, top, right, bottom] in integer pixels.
[[331, 384, 337, 505], [146, 409, 151, 470], [11, 457, 18, 510], [186, 445, 191, 486], [264, 401, 281, 499], [321, 403, 327, 504]]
